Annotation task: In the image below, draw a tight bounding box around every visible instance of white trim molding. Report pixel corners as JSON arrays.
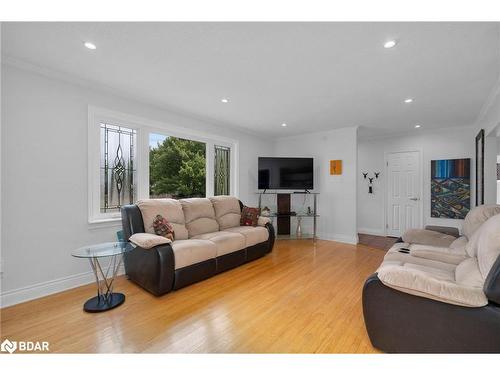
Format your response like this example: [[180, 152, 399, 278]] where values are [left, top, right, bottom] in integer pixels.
[[87, 105, 240, 225], [357, 228, 386, 236], [0, 266, 125, 308], [317, 232, 359, 245], [88, 107, 145, 224]]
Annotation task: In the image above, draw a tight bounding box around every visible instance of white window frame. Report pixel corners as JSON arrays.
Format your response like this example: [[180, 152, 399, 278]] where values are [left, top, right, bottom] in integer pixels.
[[88, 106, 239, 225]]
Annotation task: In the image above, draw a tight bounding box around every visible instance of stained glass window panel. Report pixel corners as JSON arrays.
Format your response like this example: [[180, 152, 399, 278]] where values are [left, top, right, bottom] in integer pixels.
[[214, 145, 230, 196], [100, 124, 137, 213]]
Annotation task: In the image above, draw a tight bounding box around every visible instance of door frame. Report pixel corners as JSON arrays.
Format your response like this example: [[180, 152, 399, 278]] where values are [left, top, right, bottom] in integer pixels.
[[383, 148, 424, 237]]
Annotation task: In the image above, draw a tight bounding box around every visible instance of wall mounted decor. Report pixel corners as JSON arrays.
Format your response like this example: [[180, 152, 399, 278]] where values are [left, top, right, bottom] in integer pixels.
[[475, 129, 485, 205], [330, 160, 342, 175], [431, 158, 470, 219], [362, 171, 381, 194]]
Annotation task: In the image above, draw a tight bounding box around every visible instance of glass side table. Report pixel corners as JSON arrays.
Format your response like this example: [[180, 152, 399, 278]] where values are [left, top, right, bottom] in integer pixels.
[[72, 242, 135, 312]]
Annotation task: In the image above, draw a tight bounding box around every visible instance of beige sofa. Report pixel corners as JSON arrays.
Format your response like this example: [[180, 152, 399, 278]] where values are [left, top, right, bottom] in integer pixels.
[[386, 205, 500, 266], [363, 210, 500, 352], [121, 196, 275, 295]]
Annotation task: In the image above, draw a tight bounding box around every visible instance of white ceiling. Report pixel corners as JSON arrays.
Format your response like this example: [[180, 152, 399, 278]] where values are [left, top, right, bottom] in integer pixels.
[[2, 22, 500, 138]]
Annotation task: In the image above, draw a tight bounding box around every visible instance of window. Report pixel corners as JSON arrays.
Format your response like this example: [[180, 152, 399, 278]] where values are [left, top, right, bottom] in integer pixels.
[[100, 124, 137, 213], [89, 107, 238, 224], [214, 145, 230, 195], [149, 133, 206, 198]]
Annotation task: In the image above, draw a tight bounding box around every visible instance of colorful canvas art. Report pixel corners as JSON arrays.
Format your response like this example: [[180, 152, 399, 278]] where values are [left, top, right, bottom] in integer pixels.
[[431, 158, 471, 219]]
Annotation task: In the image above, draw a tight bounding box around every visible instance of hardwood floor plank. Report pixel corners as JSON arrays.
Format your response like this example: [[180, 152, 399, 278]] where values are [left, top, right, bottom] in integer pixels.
[[0, 239, 384, 353]]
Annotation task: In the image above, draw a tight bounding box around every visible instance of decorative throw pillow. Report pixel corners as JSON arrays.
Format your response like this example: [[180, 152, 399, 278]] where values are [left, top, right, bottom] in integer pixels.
[[152, 214, 175, 241], [240, 206, 260, 227]]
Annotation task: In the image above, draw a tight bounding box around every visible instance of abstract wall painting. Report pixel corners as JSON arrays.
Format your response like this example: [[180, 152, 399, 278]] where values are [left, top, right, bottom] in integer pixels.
[[330, 160, 342, 175], [431, 158, 471, 219]]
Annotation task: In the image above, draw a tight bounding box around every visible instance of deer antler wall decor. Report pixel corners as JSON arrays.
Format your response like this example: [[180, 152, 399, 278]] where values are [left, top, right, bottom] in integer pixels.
[[362, 172, 381, 194]]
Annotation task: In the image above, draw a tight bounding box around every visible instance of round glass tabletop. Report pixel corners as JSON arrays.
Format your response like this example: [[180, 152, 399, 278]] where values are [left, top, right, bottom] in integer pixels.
[[72, 242, 135, 258]]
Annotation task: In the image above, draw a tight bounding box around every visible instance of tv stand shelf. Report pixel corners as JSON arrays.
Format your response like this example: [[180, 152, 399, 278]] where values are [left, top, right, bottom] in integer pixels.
[[256, 191, 318, 241]]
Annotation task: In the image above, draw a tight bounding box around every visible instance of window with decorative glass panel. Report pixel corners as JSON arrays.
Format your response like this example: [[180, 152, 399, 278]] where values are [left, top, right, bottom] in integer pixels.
[[100, 123, 137, 214], [214, 145, 230, 196], [88, 107, 237, 224]]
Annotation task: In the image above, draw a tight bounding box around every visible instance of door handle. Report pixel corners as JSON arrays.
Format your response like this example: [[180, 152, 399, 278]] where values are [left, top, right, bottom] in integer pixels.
[[409, 197, 420, 201]]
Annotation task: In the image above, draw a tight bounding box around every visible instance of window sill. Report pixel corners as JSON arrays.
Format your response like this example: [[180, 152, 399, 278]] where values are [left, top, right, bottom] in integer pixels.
[[88, 217, 122, 230]]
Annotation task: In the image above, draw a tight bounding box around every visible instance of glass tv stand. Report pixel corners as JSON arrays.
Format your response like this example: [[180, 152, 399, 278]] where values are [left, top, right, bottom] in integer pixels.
[[257, 191, 319, 241]]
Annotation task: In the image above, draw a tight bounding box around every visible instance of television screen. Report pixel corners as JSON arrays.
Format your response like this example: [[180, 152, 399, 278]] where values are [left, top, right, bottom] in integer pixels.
[[258, 157, 314, 190]]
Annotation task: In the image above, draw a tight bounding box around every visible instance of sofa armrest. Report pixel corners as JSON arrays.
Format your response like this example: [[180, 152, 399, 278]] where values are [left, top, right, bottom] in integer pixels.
[[265, 222, 275, 253], [257, 216, 271, 226], [424, 225, 459, 238], [123, 242, 175, 296], [129, 233, 172, 249], [377, 265, 487, 307]]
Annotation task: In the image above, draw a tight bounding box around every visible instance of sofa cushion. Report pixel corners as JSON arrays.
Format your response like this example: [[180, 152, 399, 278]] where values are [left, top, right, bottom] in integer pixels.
[[137, 199, 188, 240], [402, 228, 456, 248], [409, 244, 467, 265], [384, 244, 457, 273], [402, 263, 455, 282], [193, 231, 246, 256], [225, 226, 269, 247], [377, 265, 488, 307], [455, 258, 484, 288], [171, 239, 217, 270], [462, 204, 500, 239], [129, 233, 171, 249], [180, 198, 219, 237], [476, 213, 500, 279], [450, 236, 468, 252], [379, 254, 457, 274], [465, 224, 483, 257], [152, 214, 175, 241], [209, 196, 242, 230], [240, 206, 260, 226]]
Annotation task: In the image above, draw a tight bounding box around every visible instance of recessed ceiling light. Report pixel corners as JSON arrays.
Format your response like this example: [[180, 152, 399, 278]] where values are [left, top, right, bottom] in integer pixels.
[[84, 42, 97, 50], [221, 98, 229, 103], [415, 124, 421, 128], [281, 123, 287, 127], [404, 98, 414, 103], [384, 40, 397, 49]]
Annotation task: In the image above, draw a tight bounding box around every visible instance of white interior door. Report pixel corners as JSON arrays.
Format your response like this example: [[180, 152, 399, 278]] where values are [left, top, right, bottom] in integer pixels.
[[386, 151, 421, 237]]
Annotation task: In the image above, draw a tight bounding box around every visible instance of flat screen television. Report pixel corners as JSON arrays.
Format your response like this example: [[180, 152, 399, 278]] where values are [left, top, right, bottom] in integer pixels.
[[258, 157, 314, 190]]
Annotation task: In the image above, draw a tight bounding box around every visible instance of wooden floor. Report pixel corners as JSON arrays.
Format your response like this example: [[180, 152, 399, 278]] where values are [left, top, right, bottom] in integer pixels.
[[358, 233, 398, 251], [0, 240, 386, 353]]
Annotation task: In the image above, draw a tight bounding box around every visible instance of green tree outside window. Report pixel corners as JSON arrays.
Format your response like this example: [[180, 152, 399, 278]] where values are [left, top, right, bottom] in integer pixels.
[[149, 136, 206, 198]]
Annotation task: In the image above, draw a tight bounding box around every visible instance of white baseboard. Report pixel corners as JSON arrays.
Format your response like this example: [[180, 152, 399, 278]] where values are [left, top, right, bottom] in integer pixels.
[[317, 233, 359, 245], [0, 266, 125, 308], [358, 227, 386, 236]]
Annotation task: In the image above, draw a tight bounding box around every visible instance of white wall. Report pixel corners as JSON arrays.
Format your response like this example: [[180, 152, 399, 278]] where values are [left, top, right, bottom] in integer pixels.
[[475, 72, 500, 205], [1, 63, 272, 306], [357, 127, 476, 236], [272, 127, 358, 244]]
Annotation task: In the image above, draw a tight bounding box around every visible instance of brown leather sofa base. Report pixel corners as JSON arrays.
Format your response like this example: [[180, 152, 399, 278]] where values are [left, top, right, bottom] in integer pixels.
[[216, 249, 246, 274]]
